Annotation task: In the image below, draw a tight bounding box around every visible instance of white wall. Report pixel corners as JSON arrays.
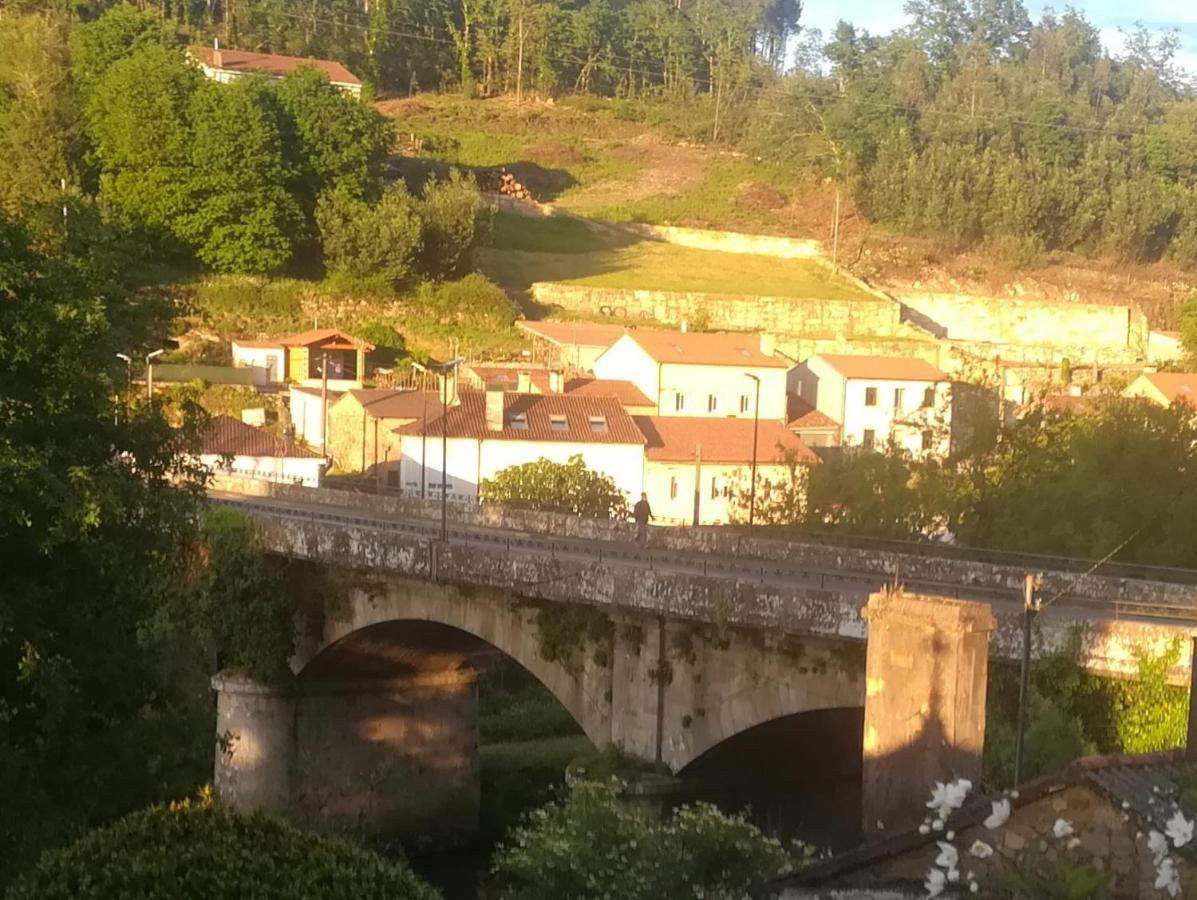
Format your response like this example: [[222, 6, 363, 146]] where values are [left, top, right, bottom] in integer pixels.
[[659, 363, 788, 420], [643, 460, 791, 525], [198, 453, 324, 487], [841, 379, 952, 457], [289, 387, 329, 449], [232, 343, 285, 383], [793, 357, 847, 426], [593, 337, 660, 409]]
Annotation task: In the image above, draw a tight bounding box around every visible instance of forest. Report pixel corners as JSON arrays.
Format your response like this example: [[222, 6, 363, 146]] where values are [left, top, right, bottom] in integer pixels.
[[5, 0, 1197, 268]]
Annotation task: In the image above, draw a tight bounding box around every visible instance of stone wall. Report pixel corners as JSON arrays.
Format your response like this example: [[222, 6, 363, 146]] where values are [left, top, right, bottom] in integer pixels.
[[530, 282, 904, 337]]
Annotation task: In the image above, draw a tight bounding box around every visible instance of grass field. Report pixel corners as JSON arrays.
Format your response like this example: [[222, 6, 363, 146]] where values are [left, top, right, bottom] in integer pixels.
[[481, 212, 875, 300]]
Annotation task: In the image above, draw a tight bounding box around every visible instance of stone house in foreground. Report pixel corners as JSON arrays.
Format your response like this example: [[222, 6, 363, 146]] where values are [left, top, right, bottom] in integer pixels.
[[769, 750, 1195, 900]]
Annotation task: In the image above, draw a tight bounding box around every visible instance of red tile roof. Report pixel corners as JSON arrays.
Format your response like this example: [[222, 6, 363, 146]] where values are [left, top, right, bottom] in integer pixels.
[[625, 331, 787, 368], [232, 339, 284, 349], [786, 396, 839, 430], [634, 416, 820, 465], [278, 328, 374, 351], [399, 392, 645, 444], [518, 320, 628, 348], [564, 377, 654, 407], [193, 46, 361, 86], [343, 389, 444, 420], [1142, 372, 1197, 405], [200, 415, 323, 458], [814, 354, 946, 381], [465, 365, 553, 394]]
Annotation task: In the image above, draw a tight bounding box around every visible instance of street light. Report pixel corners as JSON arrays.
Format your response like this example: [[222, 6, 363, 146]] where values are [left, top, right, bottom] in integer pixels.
[[145, 349, 165, 400], [436, 358, 464, 543], [412, 361, 429, 499], [744, 373, 761, 529], [116, 353, 132, 422]]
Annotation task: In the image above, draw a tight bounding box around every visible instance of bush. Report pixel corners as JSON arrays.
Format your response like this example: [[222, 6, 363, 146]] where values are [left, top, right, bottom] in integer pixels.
[[416, 171, 489, 279], [491, 779, 804, 900], [415, 273, 515, 326], [355, 321, 408, 367], [481, 455, 629, 519], [317, 183, 423, 286], [5, 802, 442, 900]]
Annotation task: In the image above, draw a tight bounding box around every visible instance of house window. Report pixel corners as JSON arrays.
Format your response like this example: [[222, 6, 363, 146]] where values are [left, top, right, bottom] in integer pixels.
[[669, 476, 678, 499], [894, 387, 905, 410], [710, 477, 719, 500], [708, 394, 718, 413], [865, 387, 878, 407], [509, 413, 528, 430], [588, 415, 608, 433], [675, 392, 686, 412], [862, 429, 876, 450], [549, 414, 568, 432], [740, 395, 750, 413], [386, 470, 399, 488], [921, 429, 934, 451], [923, 386, 936, 408]]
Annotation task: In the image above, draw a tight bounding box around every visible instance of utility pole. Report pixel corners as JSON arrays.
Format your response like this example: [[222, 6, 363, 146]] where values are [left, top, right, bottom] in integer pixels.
[[745, 374, 761, 529], [1013, 573, 1040, 787], [438, 358, 464, 543], [115, 353, 132, 424], [831, 187, 842, 271], [692, 443, 702, 527], [515, 9, 525, 104], [320, 352, 329, 453]]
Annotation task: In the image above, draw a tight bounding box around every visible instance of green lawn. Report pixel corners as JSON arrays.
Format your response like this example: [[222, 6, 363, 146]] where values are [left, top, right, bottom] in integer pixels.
[[480, 213, 875, 301]]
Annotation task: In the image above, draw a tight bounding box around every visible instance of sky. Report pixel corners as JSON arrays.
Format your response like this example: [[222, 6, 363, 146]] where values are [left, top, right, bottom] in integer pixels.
[[801, 0, 1197, 76]]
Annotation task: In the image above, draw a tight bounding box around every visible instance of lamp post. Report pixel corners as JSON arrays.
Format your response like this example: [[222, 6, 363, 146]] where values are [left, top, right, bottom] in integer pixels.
[[436, 358, 464, 543], [116, 353, 132, 422], [145, 349, 164, 400], [412, 361, 429, 499], [745, 373, 761, 529]]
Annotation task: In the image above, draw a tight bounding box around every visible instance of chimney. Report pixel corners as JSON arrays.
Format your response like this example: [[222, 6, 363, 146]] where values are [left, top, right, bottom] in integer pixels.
[[517, 371, 532, 393], [760, 333, 776, 356], [485, 386, 504, 431], [680, 320, 689, 333], [548, 370, 563, 393], [212, 37, 223, 69]]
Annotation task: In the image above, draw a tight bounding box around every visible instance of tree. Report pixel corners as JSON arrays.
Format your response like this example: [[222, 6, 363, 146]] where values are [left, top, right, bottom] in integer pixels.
[[491, 779, 805, 900], [1179, 293, 1197, 360], [72, 3, 174, 98], [175, 79, 302, 273], [481, 455, 630, 518], [5, 802, 441, 900], [415, 171, 487, 279], [316, 183, 424, 286]]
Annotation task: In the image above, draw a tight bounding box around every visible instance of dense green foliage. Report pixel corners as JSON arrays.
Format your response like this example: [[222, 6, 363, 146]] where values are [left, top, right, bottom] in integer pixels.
[[481, 454, 630, 518], [415, 273, 514, 326], [491, 779, 803, 899], [984, 638, 1189, 786], [4, 803, 441, 900]]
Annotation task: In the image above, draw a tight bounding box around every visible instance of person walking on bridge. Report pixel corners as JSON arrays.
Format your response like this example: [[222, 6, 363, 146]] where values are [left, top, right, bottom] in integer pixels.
[[633, 492, 653, 546]]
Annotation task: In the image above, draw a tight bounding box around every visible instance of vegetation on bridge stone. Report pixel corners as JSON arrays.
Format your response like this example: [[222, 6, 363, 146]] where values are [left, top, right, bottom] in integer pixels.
[[3, 799, 441, 900], [490, 779, 808, 900], [482, 455, 631, 520], [530, 602, 615, 673]]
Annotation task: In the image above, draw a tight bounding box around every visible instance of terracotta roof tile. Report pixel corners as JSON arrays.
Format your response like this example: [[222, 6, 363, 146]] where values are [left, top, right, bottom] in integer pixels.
[[344, 389, 444, 420], [518, 320, 628, 348], [814, 354, 946, 381], [231, 339, 284, 349], [200, 415, 323, 458], [624, 331, 788, 368], [465, 365, 553, 394], [399, 392, 644, 444], [1143, 372, 1197, 405], [565, 377, 654, 407], [634, 416, 820, 464], [193, 46, 361, 86], [278, 328, 374, 351], [787, 396, 839, 430]]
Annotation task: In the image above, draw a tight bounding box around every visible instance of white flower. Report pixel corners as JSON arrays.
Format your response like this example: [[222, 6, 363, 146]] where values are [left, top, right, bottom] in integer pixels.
[[1155, 858, 1182, 898], [969, 881, 979, 894], [935, 841, 959, 870], [925, 867, 946, 898], [947, 868, 960, 883], [919, 823, 931, 835], [1149, 830, 1170, 863], [926, 779, 972, 819], [1121, 800, 1131, 810], [946, 830, 955, 841], [1066, 837, 1081, 850], [932, 819, 944, 831], [983, 799, 1011, 830], [1052, 818, 1074, 839], [1165, 810, 1194, 848], [877, 819, 885, 831], [969, 840, 994, 859]]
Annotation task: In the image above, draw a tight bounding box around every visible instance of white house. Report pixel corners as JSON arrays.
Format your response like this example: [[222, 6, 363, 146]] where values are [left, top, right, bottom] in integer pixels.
[[395, 391, 645, 503], [288, 385, 341, 450], [791, 354, 951, 456], [593, 330, 790, 420], [191, 43, 363, 96], [196, 415, 326, 487], [635, 416, 820, 525], [231, 339, 285, 384]]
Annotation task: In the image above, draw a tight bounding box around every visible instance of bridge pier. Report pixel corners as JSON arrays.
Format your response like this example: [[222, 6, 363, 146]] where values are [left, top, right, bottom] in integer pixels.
[[213, 670, 479, 841]]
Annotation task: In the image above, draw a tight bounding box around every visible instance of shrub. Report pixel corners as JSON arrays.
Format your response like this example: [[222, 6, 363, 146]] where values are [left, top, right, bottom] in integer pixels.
[[355, 321, 408, 367], [490, 779, 803, 900], [481, 455, 629, 519], [416, 171, 489, 279], [415, 273, 515, 327], [5, 802, 442, 900], [317, 184, 423, 287]]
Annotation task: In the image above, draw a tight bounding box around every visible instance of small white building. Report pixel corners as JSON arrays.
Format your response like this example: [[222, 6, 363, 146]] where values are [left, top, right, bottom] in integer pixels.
[[191, 44, 363, 96], [395, 391, 645, 503], [593, 330, 790, 420], [231, 339, 286, 384], [196, 415, 326, 487], [635, 415, 820, 525], [288, 385, 342, 450], [791, 354, 951, 456]]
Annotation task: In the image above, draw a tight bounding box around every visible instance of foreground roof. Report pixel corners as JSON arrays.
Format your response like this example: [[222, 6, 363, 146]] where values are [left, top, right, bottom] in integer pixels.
[[518, 320, 628, 348], [344, 389, 444, 420], [813, 354, 946, 381], [1139, 372, 1197, 405], [634, 416, 820, 464], [192, 46, 361, 86], [624, 330, 788, 368], [399, 392, 645, 444], [787, 396, 840, 430], [200, 415, 323, 459], [565, 377, 654, 407], [278, 328, 374, 351]]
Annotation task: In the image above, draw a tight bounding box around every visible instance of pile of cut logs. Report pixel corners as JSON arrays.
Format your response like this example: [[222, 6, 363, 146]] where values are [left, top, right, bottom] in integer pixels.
[[479, 167, 532, 200]]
